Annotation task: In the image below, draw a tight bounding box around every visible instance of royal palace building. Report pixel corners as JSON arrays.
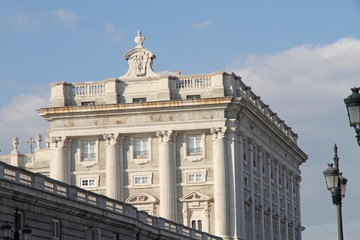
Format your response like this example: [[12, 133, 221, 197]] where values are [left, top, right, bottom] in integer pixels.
[[1, 32, 307, 240]]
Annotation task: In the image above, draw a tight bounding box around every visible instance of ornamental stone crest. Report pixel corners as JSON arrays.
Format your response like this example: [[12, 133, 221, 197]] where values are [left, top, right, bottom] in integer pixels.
[[120, 31, 158, 79]]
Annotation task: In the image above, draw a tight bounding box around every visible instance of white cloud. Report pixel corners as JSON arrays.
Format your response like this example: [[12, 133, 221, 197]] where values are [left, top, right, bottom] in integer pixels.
[[193, 20, 212, 29], [3, 9, 80, 33], [6, 12, 45, 33], [104, 22, 123, 42], [51, 9, 80, 30], [0, 88, 49, 154], [228, 38, 360, 121]]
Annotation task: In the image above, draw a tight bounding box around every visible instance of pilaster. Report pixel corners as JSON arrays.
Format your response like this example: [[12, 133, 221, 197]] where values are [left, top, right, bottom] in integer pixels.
[[267, 155, 274, 240], [238, 135, 247, 240]]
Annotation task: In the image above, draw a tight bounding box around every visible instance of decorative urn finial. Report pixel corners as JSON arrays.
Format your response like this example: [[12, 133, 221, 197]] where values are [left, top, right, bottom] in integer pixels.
[[134, 31, 145, 48]]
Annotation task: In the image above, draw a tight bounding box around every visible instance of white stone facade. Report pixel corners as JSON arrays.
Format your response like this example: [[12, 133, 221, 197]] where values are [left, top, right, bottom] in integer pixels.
[[1, 32, 307, 240], [0, 162, 221, 240]]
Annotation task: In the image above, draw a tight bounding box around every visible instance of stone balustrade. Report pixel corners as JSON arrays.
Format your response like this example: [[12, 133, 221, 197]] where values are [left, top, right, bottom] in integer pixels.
[[70, 82, 106, 97], [0, 162, 221, 240], [0, 155, 11, 164], [176, 76, 212, 89], [22, 153, 35, 164]]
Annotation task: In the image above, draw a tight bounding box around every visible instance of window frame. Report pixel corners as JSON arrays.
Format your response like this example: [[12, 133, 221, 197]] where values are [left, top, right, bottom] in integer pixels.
[[133, 98, 147, 103], [184, 169, 207, 185], [52, 219, 61, 240], [130, 172, 152, 187], [190, 219, 203, 231], [184, 132, 206, 162], [77, 138, 99, 167], [77, 174, 100, 189], [130, 136, 152, 165]]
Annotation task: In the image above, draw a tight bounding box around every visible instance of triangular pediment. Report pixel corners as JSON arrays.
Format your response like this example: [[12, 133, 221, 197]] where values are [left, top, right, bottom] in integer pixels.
[[179, 191, 212, 202], [125, 193, 158, 204]]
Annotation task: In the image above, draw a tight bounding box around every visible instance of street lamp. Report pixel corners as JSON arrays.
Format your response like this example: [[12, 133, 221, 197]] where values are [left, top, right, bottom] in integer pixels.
[[344, 87, 360, 146], [323, 144, 348, 240], [0, 208, 32, 240]]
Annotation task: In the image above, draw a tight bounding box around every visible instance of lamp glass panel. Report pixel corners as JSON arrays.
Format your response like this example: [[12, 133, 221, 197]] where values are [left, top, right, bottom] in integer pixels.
[[340, 181, 347, 197], [325, 174, 338, 190], [347, 105, 360, 125]]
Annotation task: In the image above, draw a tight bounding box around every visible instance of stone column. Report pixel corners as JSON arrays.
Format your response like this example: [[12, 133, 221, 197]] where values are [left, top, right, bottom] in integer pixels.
[[157, 130, 176, 221], [104, 134, 123, 201], [51, 136, 68, 183], [227, 128, 241, 239], [211, 127, 229, 239]]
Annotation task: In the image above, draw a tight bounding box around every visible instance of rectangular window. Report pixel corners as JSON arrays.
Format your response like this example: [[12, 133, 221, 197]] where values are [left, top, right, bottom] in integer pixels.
[[134, 176, 150, 185], [15, 211, 23, 233], [187, 173, 203, 183], [133, 98, 146, 103], [82, 141, 96, 161], [244, 176, 248, 187], [186, 95, 200, 100], [187, 135, 202, 156], [81, 178, 97, 187], [191, 219, 203, 231], [52, 219, 60, 239], [81, 101, 95, 106], [92, 228, 101, 240], [134, 138, 149, 158]]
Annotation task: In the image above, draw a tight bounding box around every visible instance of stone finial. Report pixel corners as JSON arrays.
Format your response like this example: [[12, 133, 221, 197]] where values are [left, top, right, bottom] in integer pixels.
[[12, 137, 19, 154], [35, 133, 42, 150], [134, 31, 145, 48], [120, 31, 158, 79]]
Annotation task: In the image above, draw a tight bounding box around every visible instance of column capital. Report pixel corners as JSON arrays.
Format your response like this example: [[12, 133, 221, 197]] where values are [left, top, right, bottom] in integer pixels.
[[103, 133, 119, 146], [210, 127, 225, 140], [156, 130, 173, 142], [51, 136, 67, 148]]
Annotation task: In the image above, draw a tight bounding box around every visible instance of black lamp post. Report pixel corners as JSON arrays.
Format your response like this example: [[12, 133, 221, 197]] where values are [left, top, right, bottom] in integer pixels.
[[344, 87, 360, 146], [0, 208, 31, 240], [323, 144, 348, 240]]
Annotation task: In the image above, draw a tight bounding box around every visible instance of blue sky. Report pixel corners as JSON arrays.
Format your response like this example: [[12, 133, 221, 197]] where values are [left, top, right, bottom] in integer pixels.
[[1, 1, 360, 239]]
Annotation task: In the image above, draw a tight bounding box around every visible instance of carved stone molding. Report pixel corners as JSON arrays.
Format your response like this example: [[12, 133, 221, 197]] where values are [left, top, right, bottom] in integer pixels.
[[156, 130, 173, 143], [120, 32, 158, 79], [51, 136, 67, 149], [103, 133, 119, 146], [210, 127, 225, 140]]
